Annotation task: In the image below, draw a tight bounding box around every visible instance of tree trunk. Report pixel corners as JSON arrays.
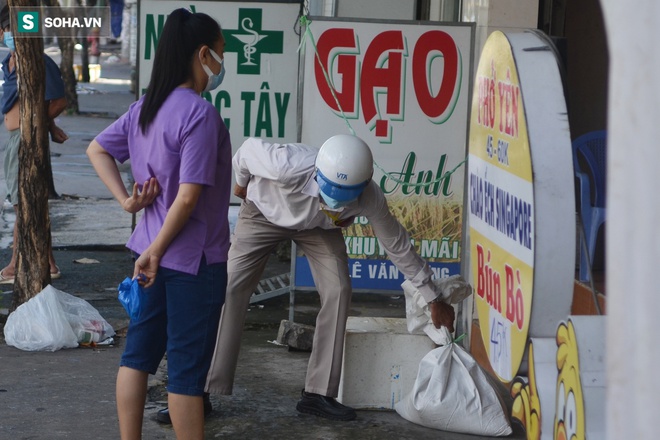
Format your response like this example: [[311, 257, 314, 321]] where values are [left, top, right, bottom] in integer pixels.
[[10, 0, 54, 308], [80, 30, 90, 83], [78, 0, 97, 83], [59, 37, 79, 113], [44, 0, 79, 114]]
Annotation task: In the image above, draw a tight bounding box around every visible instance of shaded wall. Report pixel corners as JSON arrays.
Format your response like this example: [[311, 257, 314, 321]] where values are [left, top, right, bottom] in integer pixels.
[[563, 0, 609, 137]]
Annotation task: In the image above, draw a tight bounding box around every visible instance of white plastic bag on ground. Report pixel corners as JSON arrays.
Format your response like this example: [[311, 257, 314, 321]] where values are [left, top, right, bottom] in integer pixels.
[[402, 275, 472, 344], [55, 287, 115, 344], [395, 327, 512, 436], [4, 285, 115, 351]]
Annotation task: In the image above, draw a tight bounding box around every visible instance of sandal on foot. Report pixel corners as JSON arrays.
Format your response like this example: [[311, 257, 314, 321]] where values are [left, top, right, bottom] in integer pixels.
[[0, 269, 15, 284], [51, 266, 62, 279]]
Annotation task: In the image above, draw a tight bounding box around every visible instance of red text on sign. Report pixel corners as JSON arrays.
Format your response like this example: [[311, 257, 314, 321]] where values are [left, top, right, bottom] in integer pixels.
[[476, 244, 525, 330], [314, 27, 461, 140]]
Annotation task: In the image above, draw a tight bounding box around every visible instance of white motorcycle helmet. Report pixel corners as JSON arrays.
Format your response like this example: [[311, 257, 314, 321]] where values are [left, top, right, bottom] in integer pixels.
[[315, 134, 374, 202]]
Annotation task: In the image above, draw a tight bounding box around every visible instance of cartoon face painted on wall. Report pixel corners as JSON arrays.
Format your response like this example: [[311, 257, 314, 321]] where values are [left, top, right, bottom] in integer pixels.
[[554, 321, 586, 440]]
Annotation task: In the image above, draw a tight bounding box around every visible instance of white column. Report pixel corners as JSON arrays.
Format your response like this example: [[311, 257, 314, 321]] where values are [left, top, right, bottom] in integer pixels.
[[600, 1, 660, 439], [461, 0, 539, 71]]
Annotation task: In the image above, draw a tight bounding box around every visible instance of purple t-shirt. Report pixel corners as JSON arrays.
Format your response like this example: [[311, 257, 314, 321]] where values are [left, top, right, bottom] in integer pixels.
[[95, 87, 231, 274]]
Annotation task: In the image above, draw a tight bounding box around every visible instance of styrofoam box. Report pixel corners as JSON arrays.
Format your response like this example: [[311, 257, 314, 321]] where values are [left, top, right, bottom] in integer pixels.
[[338, 317, 435, 410]]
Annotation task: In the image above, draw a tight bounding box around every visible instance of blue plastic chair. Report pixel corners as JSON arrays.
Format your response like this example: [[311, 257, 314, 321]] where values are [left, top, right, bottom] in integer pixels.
[[572, 130, 607, 282]]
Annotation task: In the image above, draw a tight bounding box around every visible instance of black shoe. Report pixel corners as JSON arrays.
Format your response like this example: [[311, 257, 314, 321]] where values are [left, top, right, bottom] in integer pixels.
[[155, 392, 214, 424], [296, 390, 356, 421]]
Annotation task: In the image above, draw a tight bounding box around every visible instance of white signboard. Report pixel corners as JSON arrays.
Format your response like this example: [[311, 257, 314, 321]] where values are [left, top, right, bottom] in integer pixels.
[[296, 17, 474, 291]]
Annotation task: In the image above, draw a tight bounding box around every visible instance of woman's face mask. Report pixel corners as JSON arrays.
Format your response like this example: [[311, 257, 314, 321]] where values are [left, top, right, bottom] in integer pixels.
[[200, 48, 225, 92], [3, 31, 15, 51]]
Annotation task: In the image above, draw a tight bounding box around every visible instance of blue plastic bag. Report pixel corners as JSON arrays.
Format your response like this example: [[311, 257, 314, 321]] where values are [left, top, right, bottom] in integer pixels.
[[118, 277, 143, 321]]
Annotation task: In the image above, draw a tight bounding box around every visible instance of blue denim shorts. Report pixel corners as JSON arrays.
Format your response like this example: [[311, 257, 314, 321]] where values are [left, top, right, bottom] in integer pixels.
[[120, 258, 227, 396]]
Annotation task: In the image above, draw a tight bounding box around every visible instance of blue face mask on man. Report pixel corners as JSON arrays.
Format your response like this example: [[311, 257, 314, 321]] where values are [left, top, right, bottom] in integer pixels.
[[3, 31, 15, 51], [320, 191, 352, 210], [200, 48, 225, 92]]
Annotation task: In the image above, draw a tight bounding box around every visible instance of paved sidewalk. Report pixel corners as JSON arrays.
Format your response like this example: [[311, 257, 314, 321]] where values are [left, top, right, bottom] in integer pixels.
[[0, 44, 524, 440]]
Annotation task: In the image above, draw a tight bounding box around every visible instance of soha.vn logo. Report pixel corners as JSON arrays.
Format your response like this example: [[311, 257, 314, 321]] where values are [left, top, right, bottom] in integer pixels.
[[17, 11, 102, 33]]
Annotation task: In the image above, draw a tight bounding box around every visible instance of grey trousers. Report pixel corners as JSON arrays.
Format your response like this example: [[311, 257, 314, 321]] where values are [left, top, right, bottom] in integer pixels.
[[205, 200, 352, 397]]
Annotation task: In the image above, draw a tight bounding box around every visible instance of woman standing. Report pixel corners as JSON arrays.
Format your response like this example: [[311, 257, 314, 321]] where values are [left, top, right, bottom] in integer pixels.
[[87, 9, 231, 439]]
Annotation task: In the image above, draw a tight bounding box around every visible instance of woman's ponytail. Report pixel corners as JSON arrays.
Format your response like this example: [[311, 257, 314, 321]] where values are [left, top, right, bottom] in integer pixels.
[[138, 9, 222, 133]]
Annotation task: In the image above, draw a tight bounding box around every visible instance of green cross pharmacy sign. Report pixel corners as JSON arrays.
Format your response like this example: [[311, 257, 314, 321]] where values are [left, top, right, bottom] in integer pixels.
[[223, 8, 284, 75]]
